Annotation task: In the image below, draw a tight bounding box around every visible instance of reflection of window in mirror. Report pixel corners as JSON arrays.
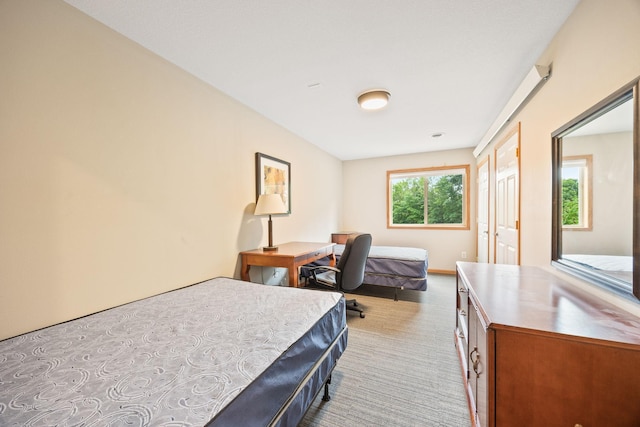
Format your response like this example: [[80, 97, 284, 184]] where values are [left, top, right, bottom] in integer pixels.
[[562, 155, 592, 230], [552, 80, 637, 300]]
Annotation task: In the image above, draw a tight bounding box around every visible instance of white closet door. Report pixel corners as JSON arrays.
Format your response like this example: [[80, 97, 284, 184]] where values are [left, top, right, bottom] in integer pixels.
[[494, 125, 520, 265]]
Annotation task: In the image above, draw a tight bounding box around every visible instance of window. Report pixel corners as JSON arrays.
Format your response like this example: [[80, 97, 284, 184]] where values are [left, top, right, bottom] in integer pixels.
[[387, 165, 470, 229], [561, 155, 592, 230]]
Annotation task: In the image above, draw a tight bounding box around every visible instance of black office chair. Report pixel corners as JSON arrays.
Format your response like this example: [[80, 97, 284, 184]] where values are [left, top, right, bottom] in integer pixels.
[[302, 233, 372, 318]]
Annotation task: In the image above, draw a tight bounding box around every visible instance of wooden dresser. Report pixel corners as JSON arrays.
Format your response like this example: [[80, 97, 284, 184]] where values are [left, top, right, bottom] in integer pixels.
[[455, 262, 640, 427]]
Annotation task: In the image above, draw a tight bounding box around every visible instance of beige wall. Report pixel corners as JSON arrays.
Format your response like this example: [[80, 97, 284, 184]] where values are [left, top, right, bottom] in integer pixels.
[[474, 0, 640, 312], [342, 148, 477, 273], [0, 1, 342, 339]]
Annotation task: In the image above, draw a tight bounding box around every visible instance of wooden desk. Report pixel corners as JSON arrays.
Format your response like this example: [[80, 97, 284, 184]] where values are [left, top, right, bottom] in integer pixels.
[[240, 242, 335, 287]]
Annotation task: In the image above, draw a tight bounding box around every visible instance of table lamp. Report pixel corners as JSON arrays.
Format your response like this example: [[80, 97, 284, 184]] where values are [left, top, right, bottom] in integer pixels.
[[254, 193, 288, 251]]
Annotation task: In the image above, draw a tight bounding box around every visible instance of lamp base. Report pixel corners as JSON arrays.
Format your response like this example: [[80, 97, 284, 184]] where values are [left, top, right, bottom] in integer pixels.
[[262, 246, 278, 252]]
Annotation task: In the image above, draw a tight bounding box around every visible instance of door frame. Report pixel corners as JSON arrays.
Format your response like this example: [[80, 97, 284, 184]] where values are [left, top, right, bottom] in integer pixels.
[[476, 155, 490, 263]]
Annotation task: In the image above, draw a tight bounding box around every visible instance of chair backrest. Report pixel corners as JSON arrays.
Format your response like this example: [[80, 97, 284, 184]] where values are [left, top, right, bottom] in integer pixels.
[[336, 233, 372, 291]]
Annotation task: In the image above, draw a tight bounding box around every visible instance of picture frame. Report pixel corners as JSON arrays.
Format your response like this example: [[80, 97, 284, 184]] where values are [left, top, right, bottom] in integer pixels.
[[255, 152, 291, 213]]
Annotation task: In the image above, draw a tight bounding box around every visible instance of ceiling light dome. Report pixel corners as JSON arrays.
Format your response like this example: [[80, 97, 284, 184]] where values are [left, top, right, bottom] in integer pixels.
[[358, 90, 390, 110]]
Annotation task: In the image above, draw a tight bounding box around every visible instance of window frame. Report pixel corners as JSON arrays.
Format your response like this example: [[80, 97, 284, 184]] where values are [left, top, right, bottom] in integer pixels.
[[387, 165, 470, 230]]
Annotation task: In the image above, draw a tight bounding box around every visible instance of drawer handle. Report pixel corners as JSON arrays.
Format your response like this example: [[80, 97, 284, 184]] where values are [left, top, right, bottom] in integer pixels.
[[470, 347, 481, 378], [458, 287, 467, 292], [460, 309, 466, 316], [458, 331, 465, 339]]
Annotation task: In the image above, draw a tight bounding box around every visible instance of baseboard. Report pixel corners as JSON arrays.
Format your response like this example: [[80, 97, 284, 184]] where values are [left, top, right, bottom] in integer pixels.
[[427, 268, 456, 275]]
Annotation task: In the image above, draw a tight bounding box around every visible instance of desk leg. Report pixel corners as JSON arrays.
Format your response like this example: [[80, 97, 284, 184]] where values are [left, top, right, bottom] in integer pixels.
[[328, 253, 336, 267], [241, 257, 250, 282], [287, 261, 299, 287]]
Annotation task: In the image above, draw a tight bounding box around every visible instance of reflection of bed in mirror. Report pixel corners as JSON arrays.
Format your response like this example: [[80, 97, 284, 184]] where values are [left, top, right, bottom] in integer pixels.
[[562, 254, 632, 282]]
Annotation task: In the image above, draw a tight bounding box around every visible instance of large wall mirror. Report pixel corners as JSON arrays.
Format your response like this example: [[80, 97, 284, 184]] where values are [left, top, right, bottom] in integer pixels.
[[552, 78, 639, 300]]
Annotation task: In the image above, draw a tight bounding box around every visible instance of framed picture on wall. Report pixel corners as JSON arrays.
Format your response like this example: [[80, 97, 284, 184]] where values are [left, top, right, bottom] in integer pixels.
[[255, 152, 291, 213]]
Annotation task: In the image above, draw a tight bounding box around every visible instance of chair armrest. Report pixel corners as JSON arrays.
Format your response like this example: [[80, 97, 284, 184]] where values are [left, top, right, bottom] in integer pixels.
[[300, 265, 340, 286]]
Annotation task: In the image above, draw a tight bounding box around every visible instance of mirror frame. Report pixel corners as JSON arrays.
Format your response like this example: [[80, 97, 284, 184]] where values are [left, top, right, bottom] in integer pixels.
[[551, 77, 640, 300]]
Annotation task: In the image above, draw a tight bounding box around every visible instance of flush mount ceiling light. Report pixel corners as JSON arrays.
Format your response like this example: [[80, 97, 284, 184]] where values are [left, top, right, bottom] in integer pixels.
[[357, 90, 390, 110]]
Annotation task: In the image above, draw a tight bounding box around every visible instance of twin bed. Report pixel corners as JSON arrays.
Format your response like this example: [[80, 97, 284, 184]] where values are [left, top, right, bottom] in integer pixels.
[[0, 277, 347, 426], [308, 244, 428, 299]]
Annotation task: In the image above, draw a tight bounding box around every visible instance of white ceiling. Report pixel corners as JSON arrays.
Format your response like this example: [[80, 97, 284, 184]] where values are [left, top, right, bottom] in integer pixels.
[[64, 0, 580, 161]]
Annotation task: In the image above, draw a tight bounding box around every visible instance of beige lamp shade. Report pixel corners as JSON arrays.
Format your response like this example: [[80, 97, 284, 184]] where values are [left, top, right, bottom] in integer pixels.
[[254, 193, 287, 215]]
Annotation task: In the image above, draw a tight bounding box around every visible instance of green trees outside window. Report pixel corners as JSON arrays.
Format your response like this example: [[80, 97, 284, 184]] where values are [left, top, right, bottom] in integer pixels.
[[562, 178, 579, 225], [388, 165, 469, 229], [561, 156, 591, 230], [391, 177, 425, 224], [427, 174, 463, 224]]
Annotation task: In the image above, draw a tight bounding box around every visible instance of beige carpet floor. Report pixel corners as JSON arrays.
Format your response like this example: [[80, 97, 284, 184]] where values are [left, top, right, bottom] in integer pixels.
[[299, 274, 472, 427]]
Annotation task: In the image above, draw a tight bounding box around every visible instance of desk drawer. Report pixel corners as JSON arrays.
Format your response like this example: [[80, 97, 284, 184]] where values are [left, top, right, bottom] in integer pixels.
[[306, 246, 332, 261]]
